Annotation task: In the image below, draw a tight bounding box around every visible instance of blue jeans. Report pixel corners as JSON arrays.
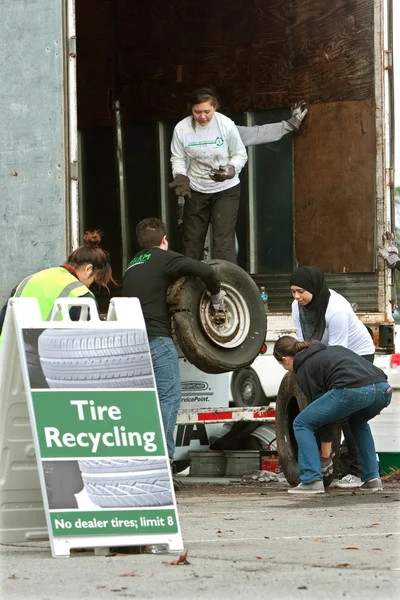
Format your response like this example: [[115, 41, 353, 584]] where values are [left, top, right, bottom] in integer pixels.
[[293, 382, 392, 484], [149, 336, 181, 460]]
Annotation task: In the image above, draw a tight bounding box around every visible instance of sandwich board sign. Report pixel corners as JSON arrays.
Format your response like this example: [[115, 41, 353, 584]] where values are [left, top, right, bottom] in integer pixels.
[[0, 297, 183, 558]]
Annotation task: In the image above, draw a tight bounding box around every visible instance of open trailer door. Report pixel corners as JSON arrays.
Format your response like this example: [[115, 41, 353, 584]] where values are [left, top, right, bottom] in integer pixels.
[[0, 0, 78, 307]]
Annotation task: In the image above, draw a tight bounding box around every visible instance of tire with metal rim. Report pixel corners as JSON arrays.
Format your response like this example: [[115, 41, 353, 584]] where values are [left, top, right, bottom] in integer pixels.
[[169, 260, 266, 374], [275, 372, 341, 487], [231, 368, 268, 407]]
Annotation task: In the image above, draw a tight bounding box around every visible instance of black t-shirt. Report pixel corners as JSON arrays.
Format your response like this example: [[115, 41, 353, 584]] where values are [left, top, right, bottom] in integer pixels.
[[122, 248, 220, 337]]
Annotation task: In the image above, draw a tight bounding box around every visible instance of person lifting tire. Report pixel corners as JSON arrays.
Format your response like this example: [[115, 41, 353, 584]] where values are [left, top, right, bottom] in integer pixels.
[[275, 372, 341, 487]]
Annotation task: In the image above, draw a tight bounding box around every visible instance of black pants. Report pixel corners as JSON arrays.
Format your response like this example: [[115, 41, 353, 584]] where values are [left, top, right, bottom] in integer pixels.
[[182, 184, 240, 263]]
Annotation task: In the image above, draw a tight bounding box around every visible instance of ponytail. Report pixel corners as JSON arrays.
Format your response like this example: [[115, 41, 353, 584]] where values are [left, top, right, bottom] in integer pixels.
[[273, 336, 317, 363], [66, 230, 116, 290]]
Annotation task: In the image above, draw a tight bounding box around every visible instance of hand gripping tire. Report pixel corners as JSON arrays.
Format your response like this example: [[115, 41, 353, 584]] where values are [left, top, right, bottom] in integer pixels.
[[168, 260, 266, 374], [275, 372, 341, 487]]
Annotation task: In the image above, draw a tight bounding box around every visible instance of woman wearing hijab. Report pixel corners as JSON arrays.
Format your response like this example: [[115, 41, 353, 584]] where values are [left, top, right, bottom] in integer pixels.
[[290, 266, 375, 488]]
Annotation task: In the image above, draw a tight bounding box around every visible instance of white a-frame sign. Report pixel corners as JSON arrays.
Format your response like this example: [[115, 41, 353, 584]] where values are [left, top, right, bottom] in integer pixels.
[[0, 297, 183, 558]]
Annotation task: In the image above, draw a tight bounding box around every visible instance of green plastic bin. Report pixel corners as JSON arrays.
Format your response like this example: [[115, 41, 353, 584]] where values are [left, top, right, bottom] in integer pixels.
[[378, 452, 400, 476]]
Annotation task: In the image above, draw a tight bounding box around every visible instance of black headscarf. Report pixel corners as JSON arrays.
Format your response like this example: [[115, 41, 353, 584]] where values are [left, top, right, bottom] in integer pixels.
[[290, 266, 331, 341]]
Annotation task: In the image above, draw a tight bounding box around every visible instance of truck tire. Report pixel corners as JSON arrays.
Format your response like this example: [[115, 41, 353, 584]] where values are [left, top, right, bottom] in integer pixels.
[[231, 368, 268, 407], [169, 260, 266, 374], [275, 372, 340, 487], [38, 328, 153, 388]]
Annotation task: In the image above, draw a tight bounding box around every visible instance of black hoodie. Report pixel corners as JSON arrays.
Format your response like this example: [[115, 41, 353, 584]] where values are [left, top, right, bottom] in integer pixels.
[[293, 342, 387, 403]]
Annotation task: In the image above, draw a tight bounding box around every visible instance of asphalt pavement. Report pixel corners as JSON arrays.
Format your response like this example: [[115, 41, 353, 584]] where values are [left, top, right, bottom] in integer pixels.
[[1, 395, 399, 600]]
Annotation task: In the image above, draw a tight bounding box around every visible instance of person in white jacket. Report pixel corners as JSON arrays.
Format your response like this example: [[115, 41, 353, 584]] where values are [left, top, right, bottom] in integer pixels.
[[170, 91, 308, 260], [169, 88, 248, 263], [290, 265, 375, 489]]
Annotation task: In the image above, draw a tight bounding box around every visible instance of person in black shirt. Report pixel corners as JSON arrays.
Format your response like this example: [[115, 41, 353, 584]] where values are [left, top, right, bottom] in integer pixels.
[[122, 218, 222, 477], [273, 336, 392, 495]]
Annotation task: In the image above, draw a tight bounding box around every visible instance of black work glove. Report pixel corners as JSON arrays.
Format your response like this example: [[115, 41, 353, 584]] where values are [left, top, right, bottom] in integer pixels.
[[169, 174, 191, 199], [209, 164, 235, 182]]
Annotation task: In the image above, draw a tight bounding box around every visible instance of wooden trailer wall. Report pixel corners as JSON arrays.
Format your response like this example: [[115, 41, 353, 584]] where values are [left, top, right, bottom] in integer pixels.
[[76, 0, 378, 275]]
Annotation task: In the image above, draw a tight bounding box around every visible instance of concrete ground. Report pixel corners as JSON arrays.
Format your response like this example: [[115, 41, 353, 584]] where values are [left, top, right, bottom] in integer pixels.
[[1, 479, 399, 600], [1, 396, 400, 600]]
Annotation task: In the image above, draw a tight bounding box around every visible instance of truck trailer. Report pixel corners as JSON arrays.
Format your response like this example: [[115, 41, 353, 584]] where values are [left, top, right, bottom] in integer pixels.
[[0, 0, 396, 460]]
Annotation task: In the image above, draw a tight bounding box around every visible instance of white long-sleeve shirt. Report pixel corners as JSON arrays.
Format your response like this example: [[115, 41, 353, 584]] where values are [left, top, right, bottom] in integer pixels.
[[237, 121, 294, 147], [292, 289, 375, 356], [170, 112, 248, 194]]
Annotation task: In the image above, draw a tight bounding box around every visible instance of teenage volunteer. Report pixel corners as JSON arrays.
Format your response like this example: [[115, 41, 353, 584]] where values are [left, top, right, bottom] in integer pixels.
[[173, 98, 308, 251], [122, 218, 223, 486], [273, 336, 392, 495], [0, 230, 114, 339], [169, 88, 248, 263]]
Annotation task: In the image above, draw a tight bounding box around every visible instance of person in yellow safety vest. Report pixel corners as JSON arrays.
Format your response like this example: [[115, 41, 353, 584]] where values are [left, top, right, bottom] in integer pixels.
[[0, 230, 115, 338]]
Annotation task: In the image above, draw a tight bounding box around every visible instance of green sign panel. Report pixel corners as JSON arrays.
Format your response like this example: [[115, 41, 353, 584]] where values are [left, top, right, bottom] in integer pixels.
[[50, 509, 178, 537], [32, 390, 165, 458]]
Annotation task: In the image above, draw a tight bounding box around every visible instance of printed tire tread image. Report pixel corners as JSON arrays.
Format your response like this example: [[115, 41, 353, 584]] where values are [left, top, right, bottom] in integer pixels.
[[82, 469, 173, 508], [78, 458, 168, 474], [38, 329, 148, 357], [275, 372, 341, 487], [170, 260, 266, 374], [38, 329, 152, 388]]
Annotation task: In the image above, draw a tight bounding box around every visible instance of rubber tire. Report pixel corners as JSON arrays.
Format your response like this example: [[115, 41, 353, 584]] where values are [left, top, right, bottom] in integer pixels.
[[275, 372, 341, 487], [171, 260, 266, 374], [231, 368, 268, 407], [38, 328, 153, 388], [173, 459, 191, 474]]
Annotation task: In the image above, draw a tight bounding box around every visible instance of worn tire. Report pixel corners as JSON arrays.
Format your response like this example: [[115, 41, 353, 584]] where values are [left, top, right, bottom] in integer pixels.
[[275, 372, 341, 487], [173, 459, 191, 474], [38, 328, 153, 388], [170, 260, 266, 374], [231, 368, 267, 407]]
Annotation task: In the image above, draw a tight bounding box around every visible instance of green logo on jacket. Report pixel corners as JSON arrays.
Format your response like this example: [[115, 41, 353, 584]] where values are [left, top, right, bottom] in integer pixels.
[[128, 252, 151, 267]]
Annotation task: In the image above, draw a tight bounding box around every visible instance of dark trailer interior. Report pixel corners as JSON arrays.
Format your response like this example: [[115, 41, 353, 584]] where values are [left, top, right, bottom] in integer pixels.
[[76, 0, 379, 312]]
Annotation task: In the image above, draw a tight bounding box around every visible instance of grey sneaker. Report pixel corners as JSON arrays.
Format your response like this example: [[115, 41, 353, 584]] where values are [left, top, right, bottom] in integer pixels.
[[336, 474, 362, 488], [359, 478, 383, 492], [288, 481, 325, 495]]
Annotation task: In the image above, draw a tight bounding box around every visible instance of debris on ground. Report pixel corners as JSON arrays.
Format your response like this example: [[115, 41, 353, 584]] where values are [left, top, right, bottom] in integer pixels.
[[382, 468, 400, 482], [240, 470, 279, 483], [162, 550, 190, 566]]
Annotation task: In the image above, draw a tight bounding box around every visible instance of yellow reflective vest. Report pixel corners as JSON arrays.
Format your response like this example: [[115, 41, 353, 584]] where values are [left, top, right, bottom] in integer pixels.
[[13, 266, 92, 322]]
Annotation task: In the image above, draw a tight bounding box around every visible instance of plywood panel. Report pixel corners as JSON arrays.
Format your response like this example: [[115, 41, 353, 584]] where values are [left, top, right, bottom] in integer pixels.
[[77, 0, 375, 128], [294, 99, 376, 273]]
